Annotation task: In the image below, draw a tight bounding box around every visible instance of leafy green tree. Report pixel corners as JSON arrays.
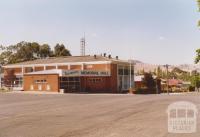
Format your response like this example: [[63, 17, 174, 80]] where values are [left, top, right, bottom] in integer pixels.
[[195, 49, 200, 64], [140, 68, 145, 75], [191, 75, 200, 88], [0, 51, 12, 64], [157, 66, 162, 78], [143, 73, 156, 89], [0, 41, 72, 65], [197, 0, 200, 26], [31, 42, 40, 57], [39, 44, 52, 58], [195, 1, 200, 63], [54, 44, 71, 57], [15, 42, 35, 62]]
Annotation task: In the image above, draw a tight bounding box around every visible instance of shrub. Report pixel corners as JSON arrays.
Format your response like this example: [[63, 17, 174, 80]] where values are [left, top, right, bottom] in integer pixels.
[[0, 87, 9, 93], [189, 86, 195, 92], [134, 88, 157, 94]]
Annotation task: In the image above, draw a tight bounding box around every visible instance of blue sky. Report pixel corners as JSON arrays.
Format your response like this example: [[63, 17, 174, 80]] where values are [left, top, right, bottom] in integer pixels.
[[0, 0, 200, 65]]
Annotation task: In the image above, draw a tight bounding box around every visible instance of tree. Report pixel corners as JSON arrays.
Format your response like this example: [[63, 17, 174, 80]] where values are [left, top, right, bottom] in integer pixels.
[[3, 68, 16, 87], [197, 0, 200, 26], [15, 42, 34, 62], [195, 49, 200, 64], [157, 66, 162, 78], [139, 68, 145, 75], [39, 44, 52, 58], [0, 51, 12, 64], [195, 1, 200, 63], [191, 75, 200, 89], [31, 42, 40, 57], [0, 41, 72, 65], [143, 73, 156, 90], [54, 44, 71, 57]]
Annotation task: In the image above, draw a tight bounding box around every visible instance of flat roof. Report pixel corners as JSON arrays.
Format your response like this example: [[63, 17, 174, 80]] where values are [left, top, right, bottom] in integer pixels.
[[4, 55, 130, 67]]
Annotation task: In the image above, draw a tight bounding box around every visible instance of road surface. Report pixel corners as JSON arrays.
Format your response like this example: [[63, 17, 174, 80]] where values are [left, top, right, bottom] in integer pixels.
[[0, 92, 200, 137]]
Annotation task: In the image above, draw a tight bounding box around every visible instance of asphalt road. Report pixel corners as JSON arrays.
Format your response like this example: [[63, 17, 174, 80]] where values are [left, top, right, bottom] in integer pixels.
[[0, 92, 200, 137]]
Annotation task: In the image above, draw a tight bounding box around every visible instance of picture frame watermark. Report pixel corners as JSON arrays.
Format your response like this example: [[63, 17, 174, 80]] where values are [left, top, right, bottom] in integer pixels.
[[167, 101, 198, 133]]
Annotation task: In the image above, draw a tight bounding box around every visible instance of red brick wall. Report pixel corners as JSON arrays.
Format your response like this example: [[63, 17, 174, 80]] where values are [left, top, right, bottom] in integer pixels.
[[81, 77, 111, 93], [79, 64, 118, 93], [23, 74, 59, 92], [58, 65, 68, 70], [46, 66, 56, 70], [35, 66, 44, 71], [84, 64, 111, 71], [4, 63, 122, 93], [110, 64, 118, 93], [70, 65, 82, 70]]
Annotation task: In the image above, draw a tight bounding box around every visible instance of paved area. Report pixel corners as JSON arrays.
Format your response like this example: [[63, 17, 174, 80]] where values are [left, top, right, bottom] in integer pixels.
[[0, 92, 200, 137]]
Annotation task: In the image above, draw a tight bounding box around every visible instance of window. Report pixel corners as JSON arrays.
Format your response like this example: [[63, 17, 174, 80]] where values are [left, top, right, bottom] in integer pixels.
[[88, 78, 102, 83], [26, 67, 33, 73], [41, 80, 47, 83], [118, 68, 123, 75], [35, 79, 47, 84], [124, 69, 129, 75], [86, 65, 93, 69], [60, 77, 80, 92], [7, 77, 23, 87], [118, 66, 134, 76], [1, 77, 4, 87]]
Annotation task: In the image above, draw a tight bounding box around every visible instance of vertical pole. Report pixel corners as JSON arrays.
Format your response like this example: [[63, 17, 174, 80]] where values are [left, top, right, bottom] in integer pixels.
[[130, 61, 132, 89], [166, 64, 169, 95], [44, 65, 46, 70], [122, 66, 125, 90], [22, 66, 24, 75], [81, 63, 84, 70]]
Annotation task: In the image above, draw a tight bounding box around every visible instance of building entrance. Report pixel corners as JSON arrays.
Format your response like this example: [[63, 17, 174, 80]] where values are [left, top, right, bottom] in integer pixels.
[[60, 77, 81, 93]]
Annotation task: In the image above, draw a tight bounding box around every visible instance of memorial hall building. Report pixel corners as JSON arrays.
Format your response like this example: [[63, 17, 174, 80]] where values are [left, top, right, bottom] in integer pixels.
[[1, 55, 134, 93]]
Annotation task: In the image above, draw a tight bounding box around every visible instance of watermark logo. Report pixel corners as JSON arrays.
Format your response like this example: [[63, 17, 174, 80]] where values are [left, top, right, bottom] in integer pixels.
[[167, 101, 198, 133]]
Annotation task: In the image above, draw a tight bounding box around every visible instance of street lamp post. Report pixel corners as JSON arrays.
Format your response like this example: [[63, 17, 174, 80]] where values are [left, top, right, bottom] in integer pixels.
[[130, 60, 132, 89], [129, 59, 135, 94]]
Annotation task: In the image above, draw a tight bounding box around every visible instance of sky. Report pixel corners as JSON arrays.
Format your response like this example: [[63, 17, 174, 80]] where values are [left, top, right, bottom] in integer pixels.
[[0, 0, 200, 65]]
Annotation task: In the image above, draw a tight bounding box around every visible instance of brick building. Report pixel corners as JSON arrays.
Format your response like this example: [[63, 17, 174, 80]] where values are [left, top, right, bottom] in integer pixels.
[[1, 55, 134, 93]]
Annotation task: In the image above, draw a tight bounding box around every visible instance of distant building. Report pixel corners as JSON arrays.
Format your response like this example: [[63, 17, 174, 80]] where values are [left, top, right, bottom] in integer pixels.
[[161, 78, 191, 92], [134, 75, 144, 89]]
